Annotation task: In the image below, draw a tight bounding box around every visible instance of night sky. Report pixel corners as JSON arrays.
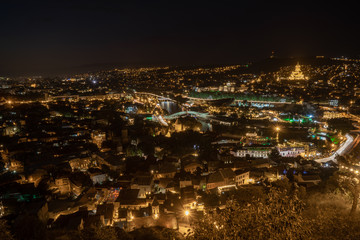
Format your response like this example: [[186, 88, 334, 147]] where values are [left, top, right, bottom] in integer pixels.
[[1, 1, 360, 76]]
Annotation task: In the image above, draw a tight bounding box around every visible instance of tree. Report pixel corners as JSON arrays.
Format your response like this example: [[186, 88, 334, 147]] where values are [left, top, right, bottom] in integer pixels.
[[189, 187, 312, 240], [331, 171, 360, 216], [305, 192, 360, 240], [0, 220, 14, 240]]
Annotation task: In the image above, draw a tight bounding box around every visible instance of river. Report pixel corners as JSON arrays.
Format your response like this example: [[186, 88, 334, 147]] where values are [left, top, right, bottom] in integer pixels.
[[159, 101, 181, 114]]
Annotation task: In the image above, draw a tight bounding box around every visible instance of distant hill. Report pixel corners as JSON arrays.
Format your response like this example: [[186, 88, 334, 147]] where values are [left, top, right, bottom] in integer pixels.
[[245, 56, 345, 74]]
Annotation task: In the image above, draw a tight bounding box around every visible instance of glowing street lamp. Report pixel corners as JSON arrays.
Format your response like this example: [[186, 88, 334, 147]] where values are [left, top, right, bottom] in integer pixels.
[[184, 210, 190, 216], [275, 126, 281, 142]]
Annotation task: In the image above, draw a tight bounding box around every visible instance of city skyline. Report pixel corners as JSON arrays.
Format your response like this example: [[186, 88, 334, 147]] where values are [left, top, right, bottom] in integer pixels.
[[1, 1, 360, 76]]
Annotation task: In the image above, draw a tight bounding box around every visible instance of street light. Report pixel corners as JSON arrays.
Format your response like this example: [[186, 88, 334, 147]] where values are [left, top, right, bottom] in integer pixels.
[[275, 126, 280, 143], [184, 210, 190, 216]]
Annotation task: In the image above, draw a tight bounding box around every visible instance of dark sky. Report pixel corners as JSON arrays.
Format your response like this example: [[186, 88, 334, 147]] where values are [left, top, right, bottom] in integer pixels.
[[1, 1, 360, 76]]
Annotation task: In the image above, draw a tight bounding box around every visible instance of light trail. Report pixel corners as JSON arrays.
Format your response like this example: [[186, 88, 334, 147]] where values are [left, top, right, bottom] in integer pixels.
[[315, 133, 355, 163]]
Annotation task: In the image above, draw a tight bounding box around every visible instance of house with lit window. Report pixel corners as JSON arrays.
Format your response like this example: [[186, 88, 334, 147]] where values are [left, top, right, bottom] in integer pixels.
[[234, 169, 274, 185], [131, 176, 154, 198], [206, 169, 235, 190]]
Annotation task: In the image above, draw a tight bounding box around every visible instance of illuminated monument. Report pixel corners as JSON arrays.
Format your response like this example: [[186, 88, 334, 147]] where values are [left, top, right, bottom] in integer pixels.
[[288, 62, 308, 81]]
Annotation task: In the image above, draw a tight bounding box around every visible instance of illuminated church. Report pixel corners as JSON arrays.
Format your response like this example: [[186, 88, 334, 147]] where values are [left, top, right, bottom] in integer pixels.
[[288, 62, 308, 81]]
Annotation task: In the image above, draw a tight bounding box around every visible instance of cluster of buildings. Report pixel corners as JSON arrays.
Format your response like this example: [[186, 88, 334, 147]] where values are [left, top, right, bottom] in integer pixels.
[[1, 57, 359, 236], [0, 94, 327, 236]]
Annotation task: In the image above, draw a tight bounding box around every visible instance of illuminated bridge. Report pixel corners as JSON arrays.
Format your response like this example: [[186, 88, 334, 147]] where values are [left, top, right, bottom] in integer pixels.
[[164, 111, 210, 120], [134, 92, 174, 101], [147, 111, 211, 126]]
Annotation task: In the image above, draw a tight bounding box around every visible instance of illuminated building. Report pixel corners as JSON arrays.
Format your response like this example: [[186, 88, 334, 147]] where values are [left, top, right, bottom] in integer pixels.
[[288, 62, 308, 81]]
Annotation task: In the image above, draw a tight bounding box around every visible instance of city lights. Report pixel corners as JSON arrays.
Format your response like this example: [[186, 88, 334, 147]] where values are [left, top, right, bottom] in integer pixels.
[[1, 2, 360, 238]]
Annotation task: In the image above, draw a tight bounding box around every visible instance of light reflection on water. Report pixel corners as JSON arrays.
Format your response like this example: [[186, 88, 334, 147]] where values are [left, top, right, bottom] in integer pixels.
[[159, 101, 181, 114]]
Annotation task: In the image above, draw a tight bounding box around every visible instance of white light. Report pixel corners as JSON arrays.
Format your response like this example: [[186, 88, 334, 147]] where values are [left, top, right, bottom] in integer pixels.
[[184, 210, 189, 216]]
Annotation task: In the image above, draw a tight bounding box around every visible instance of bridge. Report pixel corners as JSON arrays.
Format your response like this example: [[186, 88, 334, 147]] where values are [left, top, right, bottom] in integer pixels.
[[134, 92, 174, 101], [148, 111, 211, 126], [164, 111, 210, 120], [151, 110, 238, 128]]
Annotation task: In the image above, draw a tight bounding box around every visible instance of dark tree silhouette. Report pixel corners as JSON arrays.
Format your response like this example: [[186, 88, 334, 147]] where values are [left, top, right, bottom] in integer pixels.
[[0, 220, 14, 240], [189, 188, 312, 240]]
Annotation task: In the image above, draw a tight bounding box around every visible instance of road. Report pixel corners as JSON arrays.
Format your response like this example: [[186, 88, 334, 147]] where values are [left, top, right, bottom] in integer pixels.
[[315, 133, 356, 163]]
